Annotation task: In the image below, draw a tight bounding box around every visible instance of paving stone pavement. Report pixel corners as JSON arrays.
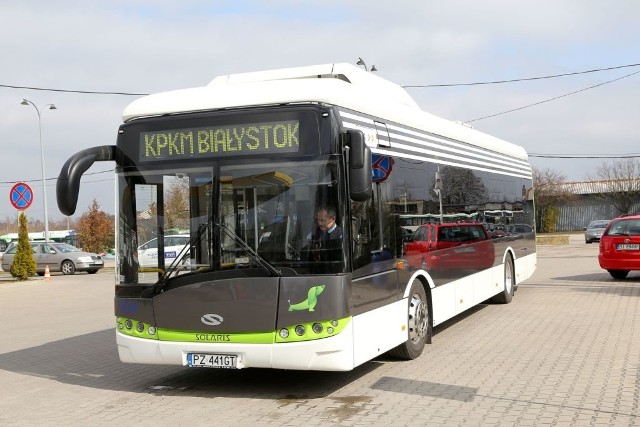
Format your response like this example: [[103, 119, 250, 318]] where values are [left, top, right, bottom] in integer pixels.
[[0, 235, 638, 426]]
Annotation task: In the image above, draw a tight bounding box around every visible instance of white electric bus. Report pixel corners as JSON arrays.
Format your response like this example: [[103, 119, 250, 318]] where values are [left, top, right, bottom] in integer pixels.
[[56, 63, 536, 371]]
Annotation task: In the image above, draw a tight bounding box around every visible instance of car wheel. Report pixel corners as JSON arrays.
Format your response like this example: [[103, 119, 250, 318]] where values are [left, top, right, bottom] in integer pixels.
[[608, 269, 629, 280], [389, 279, 430, 360], [87, 269, 98, 274], [61, 260, 76, 275], [491, 255, 514, 304]]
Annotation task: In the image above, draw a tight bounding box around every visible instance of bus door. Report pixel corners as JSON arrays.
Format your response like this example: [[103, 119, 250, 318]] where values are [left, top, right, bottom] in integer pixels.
[[349, 184, 398, 315]]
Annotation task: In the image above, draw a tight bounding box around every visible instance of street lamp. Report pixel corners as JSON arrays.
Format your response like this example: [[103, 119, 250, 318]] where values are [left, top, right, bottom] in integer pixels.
[[356, 57, 378, 72], [21, 98, 57, 242]]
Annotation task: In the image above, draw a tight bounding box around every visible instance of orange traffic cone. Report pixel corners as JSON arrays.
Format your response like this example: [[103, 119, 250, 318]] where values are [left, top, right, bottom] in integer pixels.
[[44, 265, 51, 280]]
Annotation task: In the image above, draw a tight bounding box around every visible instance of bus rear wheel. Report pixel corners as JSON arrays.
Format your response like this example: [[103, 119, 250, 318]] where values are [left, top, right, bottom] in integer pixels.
[[491, 255, 514, 304], [390, 280, 430, 360]]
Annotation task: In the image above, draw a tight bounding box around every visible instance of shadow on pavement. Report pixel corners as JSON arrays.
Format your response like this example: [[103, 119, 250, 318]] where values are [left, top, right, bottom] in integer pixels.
[[0, 328, 380, 398]]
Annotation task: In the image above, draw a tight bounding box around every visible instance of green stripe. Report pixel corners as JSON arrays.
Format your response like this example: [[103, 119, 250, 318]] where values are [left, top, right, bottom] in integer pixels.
[[116, 316, 351, 343], [159, 329, 274, 343]]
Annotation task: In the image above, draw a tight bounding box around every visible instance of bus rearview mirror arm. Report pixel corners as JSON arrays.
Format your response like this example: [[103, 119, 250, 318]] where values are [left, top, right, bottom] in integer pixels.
[[56, 145, 117, 216]]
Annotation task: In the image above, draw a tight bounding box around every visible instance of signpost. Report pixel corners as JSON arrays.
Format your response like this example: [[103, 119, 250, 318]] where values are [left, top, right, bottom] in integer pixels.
[[10, 182, 33, 210]]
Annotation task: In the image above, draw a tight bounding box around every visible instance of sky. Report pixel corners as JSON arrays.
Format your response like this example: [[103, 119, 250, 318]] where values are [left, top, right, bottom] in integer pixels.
[[1, 1, 639, 226]]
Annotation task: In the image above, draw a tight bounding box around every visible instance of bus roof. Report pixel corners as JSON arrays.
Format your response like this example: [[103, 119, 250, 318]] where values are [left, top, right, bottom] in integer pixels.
[[122, 63, 528, 160]]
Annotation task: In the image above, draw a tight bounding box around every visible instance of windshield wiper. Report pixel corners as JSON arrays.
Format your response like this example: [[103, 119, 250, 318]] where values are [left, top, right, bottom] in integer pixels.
[[215, 223, 282, 277], [150, 223, 211, 293]]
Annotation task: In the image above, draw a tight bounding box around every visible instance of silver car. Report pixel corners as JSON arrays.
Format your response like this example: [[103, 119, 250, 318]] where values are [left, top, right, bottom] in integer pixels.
[[584, 220, 610, 244], [1, 242, 104, 275]]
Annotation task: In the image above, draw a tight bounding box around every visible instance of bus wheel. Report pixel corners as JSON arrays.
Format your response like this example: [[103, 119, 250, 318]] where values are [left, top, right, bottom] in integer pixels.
[[390, 280, 430, 360], [491, 255, 514, 304]]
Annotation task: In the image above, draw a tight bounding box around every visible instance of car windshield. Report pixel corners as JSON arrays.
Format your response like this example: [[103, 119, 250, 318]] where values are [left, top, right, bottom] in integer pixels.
[[589, 221, 609, 229]]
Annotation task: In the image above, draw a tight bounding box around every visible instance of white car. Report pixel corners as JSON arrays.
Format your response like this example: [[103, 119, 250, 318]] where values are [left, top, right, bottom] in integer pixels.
[[138, 234, 190, 268]]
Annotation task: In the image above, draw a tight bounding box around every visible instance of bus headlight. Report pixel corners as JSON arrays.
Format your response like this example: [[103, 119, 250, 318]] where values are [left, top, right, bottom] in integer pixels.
[[295, 325, 305, 336], [312, 323, 323, 334], [279, 328, 289, 339]]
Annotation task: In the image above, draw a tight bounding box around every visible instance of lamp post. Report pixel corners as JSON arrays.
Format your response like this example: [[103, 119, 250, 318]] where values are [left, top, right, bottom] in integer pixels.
[[21, 99, 57, 242]]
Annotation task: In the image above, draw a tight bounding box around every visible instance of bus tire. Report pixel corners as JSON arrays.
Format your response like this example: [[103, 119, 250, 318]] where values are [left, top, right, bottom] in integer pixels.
[[389, 279, 430, 360], [491, 254, 514, 304]]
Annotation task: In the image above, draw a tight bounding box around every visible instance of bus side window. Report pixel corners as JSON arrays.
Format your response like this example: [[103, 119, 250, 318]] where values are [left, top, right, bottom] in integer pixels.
[[350, 197, 379, 271]]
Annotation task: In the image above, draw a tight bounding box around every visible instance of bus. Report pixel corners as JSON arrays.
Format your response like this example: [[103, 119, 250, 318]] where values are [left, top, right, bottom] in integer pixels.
[[56, 63, 536, 371], [0, 229, 77, 246]]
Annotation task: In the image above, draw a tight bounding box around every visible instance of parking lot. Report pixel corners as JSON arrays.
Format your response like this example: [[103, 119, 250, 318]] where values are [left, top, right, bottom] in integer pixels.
[[0, 236, 639, 426]]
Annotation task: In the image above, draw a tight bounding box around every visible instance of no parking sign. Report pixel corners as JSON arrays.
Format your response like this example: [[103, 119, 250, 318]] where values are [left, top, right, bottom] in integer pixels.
[[9, 182, 34, 210]]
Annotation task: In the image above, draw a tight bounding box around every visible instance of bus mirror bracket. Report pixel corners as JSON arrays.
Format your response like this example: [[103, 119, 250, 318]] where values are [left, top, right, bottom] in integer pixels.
[[56, 145, 117, 216], [345, 130, 372, 202]]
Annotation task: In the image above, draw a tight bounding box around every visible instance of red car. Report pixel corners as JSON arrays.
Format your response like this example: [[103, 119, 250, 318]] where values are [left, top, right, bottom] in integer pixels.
[[598, 214, 640, 279], [403, 222, 495, 271]]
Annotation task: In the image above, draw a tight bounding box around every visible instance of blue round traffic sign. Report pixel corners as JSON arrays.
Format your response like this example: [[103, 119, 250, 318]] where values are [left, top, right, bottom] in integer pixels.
[[10, 182, 34, 210], [372, 154, 394, 183]]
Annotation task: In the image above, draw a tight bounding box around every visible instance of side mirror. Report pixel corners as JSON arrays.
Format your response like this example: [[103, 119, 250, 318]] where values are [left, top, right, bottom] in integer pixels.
[[57, 145, 117, 216], [345, 130, 372, 202]]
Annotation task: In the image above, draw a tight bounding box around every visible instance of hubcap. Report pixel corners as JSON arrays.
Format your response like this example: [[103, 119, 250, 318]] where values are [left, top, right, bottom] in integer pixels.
[[408, 292, 428, 343], [505, 261, 513, 293]]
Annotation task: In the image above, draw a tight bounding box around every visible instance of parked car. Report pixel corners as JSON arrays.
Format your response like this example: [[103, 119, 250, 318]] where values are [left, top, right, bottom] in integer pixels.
[[0, 240, 8, 261], [598, 214, 640, 279], [584, 219, 610, 244], [486, 223, 507, 238], [403, 222, 494, 271], [138, 234, 190, 268], [1, 242, 104, 275]]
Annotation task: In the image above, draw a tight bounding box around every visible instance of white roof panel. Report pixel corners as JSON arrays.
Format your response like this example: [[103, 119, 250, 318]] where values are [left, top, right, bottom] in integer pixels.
[[122, 63, 528, 161]]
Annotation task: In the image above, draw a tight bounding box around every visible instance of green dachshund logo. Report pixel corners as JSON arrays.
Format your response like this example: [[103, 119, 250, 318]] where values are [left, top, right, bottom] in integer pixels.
[[288, 285, 325, 311]]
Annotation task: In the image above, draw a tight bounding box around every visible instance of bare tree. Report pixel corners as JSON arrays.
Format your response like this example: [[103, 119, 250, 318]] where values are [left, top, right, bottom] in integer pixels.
[[532, 167, 574, 232], [588, 159, 640, 215]]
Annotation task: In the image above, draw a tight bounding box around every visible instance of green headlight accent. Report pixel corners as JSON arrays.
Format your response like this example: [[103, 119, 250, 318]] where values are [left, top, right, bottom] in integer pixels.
[[275, 317, 350, 343], [115, 316, 351, 343]]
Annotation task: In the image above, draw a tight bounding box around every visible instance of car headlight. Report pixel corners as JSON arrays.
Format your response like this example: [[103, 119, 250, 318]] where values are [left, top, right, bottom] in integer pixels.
[[77, 256, 93, 263]]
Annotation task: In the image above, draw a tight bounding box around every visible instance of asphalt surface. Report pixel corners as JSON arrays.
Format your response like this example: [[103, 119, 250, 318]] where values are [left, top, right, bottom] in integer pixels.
[[0, 236, 638, 426]]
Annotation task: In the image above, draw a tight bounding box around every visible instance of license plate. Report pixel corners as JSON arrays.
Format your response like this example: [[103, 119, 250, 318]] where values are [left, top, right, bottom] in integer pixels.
[[616, 244, 640, 250], [187, 353, 238, 369]]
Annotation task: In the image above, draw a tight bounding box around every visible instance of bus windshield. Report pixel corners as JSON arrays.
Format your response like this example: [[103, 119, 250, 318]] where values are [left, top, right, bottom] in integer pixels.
[[118, 157, 345, 284]]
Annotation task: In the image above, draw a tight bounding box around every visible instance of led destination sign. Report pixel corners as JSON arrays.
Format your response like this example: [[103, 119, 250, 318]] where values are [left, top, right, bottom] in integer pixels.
[[140, 120, 300, 161]]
